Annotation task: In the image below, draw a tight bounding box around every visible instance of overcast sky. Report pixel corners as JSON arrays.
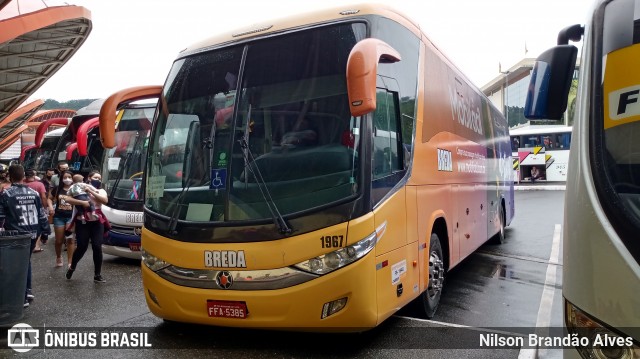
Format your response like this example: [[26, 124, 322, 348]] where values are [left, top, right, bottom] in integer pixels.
[[28, 0, 591, 102]]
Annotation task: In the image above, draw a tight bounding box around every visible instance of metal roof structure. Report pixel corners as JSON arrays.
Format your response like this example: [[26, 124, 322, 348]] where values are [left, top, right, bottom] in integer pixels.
[[0, 98, 43, 152], [0, 0, 91, 127], [20, 108, 75, 148], [26, 108, 75, 128]]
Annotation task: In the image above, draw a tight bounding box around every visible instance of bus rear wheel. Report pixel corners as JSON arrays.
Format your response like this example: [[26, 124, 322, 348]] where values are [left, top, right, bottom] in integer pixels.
[[417, 233, 445, 318], [490, 204, 506, 244]]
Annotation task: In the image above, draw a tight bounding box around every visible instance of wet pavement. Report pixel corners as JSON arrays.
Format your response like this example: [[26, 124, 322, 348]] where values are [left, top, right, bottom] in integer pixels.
[[0, 190, 564, 358]]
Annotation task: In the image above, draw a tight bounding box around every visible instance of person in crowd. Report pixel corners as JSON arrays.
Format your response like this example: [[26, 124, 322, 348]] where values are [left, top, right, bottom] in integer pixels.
[[41, 168, 55, 195], [0, 166, 10, 191], [64, 171, 108, 283], [50, 170, 75, 268], [38, 168, 56, 245], [0, 164, 49, 308], [50, 161, 69, 188], [24, 169, 51, 252]]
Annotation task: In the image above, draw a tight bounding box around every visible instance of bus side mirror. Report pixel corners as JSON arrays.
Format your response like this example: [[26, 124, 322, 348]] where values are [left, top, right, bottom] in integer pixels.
[[524, 45, 578, 120], [346, 38, 401, 117], [99, 86, 162, 148]]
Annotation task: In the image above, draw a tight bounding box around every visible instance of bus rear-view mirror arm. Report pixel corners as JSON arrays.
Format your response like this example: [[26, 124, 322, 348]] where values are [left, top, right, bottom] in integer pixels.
[[346, 38, 401, 117], [99, 86, 162, 148], [557, 24, 584, 45]]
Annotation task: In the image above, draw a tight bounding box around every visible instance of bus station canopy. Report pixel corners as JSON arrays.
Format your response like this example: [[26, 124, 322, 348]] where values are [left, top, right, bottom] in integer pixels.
[[0, 0, 91, 131], [0, 98, 43, 152], [25, 108, 75, 129]]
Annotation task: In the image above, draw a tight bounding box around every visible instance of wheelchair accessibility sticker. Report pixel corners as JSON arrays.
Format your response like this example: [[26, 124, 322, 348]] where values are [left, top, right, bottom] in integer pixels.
[[210, 168, 227, 190]]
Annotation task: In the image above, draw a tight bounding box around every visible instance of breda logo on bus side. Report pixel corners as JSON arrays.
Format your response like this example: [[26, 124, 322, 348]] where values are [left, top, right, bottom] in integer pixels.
[[204, 250, 247, 268]]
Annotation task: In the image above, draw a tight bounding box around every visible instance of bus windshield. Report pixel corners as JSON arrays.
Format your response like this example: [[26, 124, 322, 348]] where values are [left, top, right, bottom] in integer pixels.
[[23, 148, 38, 170], [146, 23, 365, 222], [103, 105, 155, 202], [34, 135, 61, 172]]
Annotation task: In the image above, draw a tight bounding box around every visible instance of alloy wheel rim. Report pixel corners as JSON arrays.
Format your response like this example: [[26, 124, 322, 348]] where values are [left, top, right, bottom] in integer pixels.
[[428, 250, 444, 298]]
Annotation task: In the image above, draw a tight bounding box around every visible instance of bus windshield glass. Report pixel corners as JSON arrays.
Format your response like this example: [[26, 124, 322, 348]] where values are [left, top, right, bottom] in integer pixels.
[[23, 149, 38, 170], [601, 22, 640, 253], [34, 135, 61, 172], [103, 106, 155, 201], [146, 23, 366, 222]]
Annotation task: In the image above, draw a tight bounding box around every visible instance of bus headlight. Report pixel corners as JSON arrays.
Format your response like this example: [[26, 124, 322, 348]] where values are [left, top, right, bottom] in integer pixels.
[[565, 300, 640, 359], [293, 232, 377, 275], [142, 249, 171, 272]]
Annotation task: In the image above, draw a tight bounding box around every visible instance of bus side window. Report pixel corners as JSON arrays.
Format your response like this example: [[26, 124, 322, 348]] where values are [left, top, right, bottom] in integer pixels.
[[526, 135, 541, 148], [373, 89, 402, 179], [512, 137, 520, 151], [372, 87, 405, 204], [559, 133, 571, 149]]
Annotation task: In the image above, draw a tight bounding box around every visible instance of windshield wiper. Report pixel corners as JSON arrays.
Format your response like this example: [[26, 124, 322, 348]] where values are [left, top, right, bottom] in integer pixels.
[[167, 179, 191, 235], [237, 136, 292, 235]]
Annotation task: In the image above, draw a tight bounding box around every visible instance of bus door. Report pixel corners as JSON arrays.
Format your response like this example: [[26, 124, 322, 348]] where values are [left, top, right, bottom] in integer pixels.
[[371, 78, 417, 316]]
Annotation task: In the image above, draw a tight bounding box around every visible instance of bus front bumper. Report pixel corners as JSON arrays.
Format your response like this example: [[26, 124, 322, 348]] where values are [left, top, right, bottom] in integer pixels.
[[103, 231, 142, 259], [141, 252, 378, 331]]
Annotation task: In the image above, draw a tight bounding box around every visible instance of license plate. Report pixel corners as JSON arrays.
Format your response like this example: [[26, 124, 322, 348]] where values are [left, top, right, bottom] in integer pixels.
[[207, 300, 248, 319], [128, 243, 141, 251]]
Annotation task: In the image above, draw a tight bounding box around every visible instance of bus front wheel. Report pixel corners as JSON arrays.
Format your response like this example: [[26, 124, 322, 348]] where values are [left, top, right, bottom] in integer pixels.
[[417, 233, 445, 318]]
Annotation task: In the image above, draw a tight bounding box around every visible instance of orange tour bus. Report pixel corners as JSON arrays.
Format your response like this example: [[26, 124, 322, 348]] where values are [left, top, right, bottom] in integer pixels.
[[99, 4, 514, 330], [525, 0, 640, 356]]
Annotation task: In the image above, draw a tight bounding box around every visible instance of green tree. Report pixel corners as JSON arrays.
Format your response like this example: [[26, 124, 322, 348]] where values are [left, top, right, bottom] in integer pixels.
[[41, 98, 97, 111], [566, 78, 579, 126], [507, 105, 527, 128]]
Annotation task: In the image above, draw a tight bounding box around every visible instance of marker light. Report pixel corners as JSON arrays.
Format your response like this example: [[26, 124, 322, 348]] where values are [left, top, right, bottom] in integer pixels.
[[294, 232, 377, 275]]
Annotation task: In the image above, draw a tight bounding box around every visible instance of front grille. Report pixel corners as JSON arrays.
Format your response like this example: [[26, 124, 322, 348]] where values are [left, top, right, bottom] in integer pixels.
[[110, 224, 139, 236]]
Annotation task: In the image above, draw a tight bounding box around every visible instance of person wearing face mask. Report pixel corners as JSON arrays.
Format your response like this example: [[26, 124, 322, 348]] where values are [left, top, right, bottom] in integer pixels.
[[50, 161, 69, 189], [63, 171, 109, 283], [50, 171, 76, 267]]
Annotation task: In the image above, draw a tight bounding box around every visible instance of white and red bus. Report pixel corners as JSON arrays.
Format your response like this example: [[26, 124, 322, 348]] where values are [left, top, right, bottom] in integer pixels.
[[510, 125, 572, 182]]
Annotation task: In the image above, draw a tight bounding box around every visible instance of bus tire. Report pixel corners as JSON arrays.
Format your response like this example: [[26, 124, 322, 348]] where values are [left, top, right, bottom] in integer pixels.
[[490, 204, 506, 245], [417, 233, 445, 318]]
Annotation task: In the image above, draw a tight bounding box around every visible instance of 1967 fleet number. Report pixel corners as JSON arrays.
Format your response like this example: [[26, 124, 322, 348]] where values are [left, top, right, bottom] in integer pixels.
[[320, 235, 344, 248]]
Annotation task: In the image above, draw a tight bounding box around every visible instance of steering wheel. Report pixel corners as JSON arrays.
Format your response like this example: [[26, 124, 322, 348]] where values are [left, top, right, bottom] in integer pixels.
[[129, 171, 144, 180]]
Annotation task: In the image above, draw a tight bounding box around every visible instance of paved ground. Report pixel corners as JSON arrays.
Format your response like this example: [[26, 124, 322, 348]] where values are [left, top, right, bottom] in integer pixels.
[[0, 186, 566, 358]]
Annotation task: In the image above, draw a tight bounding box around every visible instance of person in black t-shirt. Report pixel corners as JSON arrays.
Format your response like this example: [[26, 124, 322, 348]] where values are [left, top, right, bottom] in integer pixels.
[[0, 165, 49, 308]]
